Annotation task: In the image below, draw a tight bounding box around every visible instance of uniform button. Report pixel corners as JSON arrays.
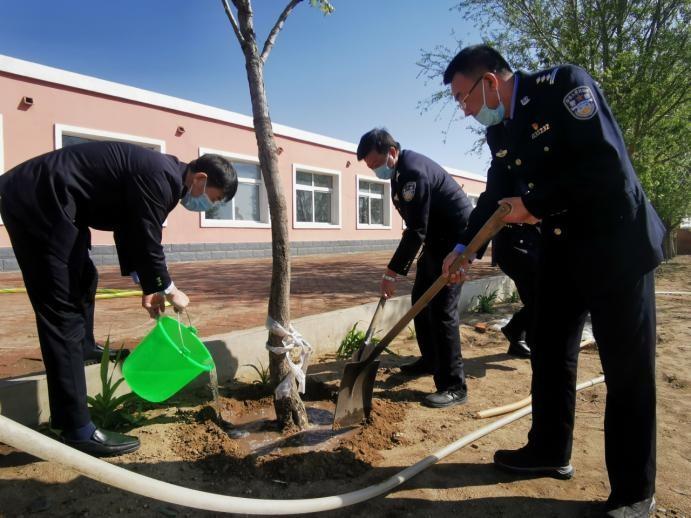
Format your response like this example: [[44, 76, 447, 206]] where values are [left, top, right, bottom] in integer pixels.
[[515, 158, 522, 166], [544, 146, 550, 152], [507, 165, 512, 170], [528, 182, 535, 189], [519, 239, 524, 244], [553, 228, 562, 236]]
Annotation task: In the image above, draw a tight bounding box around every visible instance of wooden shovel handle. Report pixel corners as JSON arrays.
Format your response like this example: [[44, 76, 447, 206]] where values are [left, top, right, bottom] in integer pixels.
[[361, 203, 512, 364]]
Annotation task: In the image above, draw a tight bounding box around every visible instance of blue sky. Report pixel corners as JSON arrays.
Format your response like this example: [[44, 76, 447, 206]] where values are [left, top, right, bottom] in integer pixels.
[[0, 0, 491, 175]]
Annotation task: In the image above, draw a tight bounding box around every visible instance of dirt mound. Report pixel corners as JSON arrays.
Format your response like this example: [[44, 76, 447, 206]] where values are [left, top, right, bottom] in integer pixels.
[[172, 420, 245, 461]]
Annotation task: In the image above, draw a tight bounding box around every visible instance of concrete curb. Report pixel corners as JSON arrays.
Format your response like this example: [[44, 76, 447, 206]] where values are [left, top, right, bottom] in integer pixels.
[[0, 275, 512, 427]]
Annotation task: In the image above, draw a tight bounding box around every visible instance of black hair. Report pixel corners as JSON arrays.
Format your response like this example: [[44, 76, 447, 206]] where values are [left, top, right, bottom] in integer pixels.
[[356, 128, 401, 161], [188, 154, 238, 202], [443, 44, 512, 85]]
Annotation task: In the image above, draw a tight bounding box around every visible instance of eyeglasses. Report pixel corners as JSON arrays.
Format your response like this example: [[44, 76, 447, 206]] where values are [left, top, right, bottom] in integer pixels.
[[458, 75, 484, 111]]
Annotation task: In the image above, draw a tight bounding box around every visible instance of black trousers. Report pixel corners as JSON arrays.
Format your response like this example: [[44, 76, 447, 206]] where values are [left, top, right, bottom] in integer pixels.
[[411, 246, 465, 391], [528, 250, 656, 507], [493, 226, 539, 345], [2, 206, 98, 431]]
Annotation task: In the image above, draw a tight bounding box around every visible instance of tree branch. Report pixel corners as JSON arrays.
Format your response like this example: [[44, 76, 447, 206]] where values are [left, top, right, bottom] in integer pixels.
[[261, 0, 302, 64], [221, 0, 245, 45]]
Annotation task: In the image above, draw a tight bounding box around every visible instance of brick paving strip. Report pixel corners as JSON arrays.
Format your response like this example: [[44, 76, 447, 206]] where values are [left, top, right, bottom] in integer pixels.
[[0, 251, 501, 378]]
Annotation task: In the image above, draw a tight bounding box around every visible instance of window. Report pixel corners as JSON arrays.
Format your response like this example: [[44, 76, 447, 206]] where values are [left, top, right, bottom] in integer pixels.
[[55, 124, 165, 151], [199, 149, 269, 228], [54, 124, 167, 226], [293, 164, 341, 228], [357, 176, 391, 229]]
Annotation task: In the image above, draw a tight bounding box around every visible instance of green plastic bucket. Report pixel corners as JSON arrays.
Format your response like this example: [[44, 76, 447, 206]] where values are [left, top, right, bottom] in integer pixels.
[[122, 315, 215, 402]]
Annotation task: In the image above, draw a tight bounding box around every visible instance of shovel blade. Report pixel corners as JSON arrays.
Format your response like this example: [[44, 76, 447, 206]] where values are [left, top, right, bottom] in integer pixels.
[[332, 359, 380, 429]]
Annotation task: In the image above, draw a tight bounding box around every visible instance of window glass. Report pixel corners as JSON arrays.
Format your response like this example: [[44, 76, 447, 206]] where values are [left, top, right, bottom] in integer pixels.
[[296, 171, 312, 186], [314, 191, 332, 223], [296, 189, 313, 222]]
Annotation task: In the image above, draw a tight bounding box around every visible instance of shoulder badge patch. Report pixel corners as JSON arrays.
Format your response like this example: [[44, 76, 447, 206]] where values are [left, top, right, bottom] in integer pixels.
[[563, 86, 598, 120], [402, 181, 416, 202]]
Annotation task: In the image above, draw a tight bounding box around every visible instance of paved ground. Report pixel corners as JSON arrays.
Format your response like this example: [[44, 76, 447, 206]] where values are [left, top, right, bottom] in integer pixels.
[[0, 251, 502, 378]]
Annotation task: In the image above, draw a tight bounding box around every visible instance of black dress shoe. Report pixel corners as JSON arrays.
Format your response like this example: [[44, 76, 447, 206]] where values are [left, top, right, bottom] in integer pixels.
[[64, 428, 140, 457], [83, 343, 129, 364], [423, 387, 468, 408], [399, 358, 435, 377], [494, 445, 574, 479], [507, 339, 531, 358], [605, 496, 655, 517]]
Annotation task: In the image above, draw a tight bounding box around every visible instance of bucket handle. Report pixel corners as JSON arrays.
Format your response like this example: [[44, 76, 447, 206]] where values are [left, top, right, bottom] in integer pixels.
[[173, 312, 193, 356]]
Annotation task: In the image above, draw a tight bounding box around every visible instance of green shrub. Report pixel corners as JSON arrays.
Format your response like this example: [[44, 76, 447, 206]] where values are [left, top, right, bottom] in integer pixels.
[[87, 339, 145, 430], [475, 289, 499, 314], [505, 289, 520, 303], [243, 360, 271, 385], [336, 323, 385, 359]]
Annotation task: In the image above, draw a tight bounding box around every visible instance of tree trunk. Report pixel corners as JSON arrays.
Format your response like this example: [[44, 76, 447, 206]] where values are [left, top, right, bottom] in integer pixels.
[[236, 4, 307, 430], [663, 227, 676, 260]]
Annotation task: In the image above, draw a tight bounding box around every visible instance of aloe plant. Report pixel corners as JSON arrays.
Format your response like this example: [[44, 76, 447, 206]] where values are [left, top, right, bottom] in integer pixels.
[[243, 360, 271, 386], [87, 338, 144, 430]]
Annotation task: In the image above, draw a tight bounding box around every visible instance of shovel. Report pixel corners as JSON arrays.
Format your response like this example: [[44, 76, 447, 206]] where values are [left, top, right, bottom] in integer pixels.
[[332, 203, 512, 429], [351, 297, 387, 361]]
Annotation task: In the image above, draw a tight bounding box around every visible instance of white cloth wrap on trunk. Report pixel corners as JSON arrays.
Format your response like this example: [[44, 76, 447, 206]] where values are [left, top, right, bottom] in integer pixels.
[[265, 317, 313, 399]]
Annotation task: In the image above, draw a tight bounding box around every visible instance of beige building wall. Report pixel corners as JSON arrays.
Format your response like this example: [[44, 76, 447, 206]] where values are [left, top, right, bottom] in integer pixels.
[[0, 55, 487, 260]]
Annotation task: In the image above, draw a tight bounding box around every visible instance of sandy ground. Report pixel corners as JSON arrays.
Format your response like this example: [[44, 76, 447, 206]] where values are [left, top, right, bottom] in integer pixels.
[[0, 256, 689, 517]]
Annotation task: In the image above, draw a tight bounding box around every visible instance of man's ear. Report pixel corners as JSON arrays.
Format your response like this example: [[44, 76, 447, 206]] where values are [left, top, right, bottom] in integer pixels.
[[191, 171, 208, 183], [484, 72, 499, 91]]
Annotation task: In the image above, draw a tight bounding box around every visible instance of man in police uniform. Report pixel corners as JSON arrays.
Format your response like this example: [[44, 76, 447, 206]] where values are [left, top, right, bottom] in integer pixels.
[[357, 128, 473, 408], [0, 142, 237, 457], [441, 45, 663, 516], [492, 223, 540, 358]]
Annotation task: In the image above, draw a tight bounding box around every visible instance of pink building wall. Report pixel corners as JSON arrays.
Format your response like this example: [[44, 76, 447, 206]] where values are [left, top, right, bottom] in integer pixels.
[[0, 56, 487, 250]]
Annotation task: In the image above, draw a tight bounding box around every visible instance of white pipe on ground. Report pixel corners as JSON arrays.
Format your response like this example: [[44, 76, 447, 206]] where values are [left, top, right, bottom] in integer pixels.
[[0, 376, 605, 515], [477, 340, 596, 419]]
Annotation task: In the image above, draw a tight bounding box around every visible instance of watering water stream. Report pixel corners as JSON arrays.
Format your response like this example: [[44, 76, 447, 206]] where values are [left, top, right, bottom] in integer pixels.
[[208, 366, 249, 439]]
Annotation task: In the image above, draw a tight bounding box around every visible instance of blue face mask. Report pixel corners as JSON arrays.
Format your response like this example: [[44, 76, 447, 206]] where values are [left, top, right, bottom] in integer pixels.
[[474, 81, 505, 127], [181, 178, 216, 212], [374, 153, 395, 180]]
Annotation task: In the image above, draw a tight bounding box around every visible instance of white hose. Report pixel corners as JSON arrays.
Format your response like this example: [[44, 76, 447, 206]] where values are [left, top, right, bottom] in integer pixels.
[[476, 339, 597, 419], [0, 376, 605, 515]]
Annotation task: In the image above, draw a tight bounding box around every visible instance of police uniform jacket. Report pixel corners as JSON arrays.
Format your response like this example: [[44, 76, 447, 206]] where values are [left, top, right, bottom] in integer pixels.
[[389, 150, 473, 275], [460, 65, 664, 291], [0, 142, 186, 294]]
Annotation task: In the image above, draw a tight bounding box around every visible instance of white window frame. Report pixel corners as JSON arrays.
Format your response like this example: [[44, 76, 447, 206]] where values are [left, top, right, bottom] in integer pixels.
[[54, 123, 166, 152], [54, 123, 168, 226], [355, 174, 392, 230], [198, 148, 270, 229], [292, 164, 341, 229]]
